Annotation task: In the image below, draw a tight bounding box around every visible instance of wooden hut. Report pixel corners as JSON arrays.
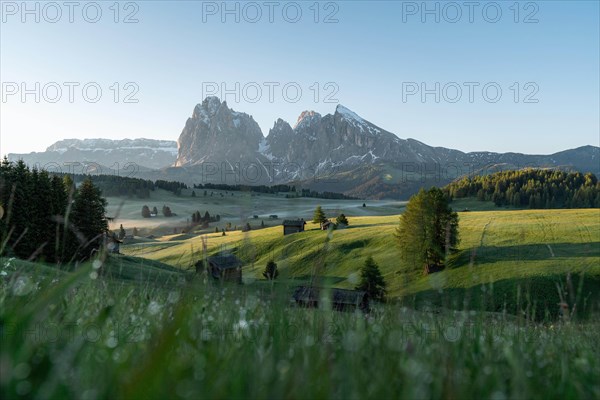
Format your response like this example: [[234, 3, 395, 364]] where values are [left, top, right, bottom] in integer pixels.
[[320, 220, 333, 230], [291, 286, 369, 312], [206, 254, 243, 283], [282, 219, 306, 235]]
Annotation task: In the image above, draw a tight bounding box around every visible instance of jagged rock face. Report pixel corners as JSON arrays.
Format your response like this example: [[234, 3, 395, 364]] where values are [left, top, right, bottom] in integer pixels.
[[175, 97, 264, 167], [173, 98, 599, 192], [265, 105, 444, 178]]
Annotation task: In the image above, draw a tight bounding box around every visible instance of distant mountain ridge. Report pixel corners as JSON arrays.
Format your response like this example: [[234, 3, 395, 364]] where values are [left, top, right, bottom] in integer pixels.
[[171, 97, 599, 198], [8, 138, 178, 171], [7, 98, 599, 199]]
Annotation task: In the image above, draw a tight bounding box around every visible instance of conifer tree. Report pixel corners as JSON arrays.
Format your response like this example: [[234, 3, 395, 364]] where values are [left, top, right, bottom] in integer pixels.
[[355, 256, 386, 302], [69, 178, 108, 261], [263, 260, 279, 280], [312, 205, 327, 224], [396, 187, 459, 270], [336, 213, 349, 226]]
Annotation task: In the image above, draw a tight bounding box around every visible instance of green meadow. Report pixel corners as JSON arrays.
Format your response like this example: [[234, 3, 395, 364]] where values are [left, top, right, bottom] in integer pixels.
[[2, 190, 599, 398]]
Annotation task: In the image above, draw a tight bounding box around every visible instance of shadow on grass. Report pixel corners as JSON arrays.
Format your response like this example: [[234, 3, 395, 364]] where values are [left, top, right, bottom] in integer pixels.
[[101, 254, 187, 285], [289, 275, 347, 284], [448, 242, 600, 268], [402, 273, 600, 321]]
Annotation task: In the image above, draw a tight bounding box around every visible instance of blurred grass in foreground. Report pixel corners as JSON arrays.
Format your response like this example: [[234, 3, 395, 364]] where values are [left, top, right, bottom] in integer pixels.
[[1, 255, 599, 399]]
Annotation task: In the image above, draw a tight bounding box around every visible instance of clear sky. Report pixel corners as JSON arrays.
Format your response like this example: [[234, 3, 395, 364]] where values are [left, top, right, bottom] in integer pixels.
[[1, 1, 599, 156]]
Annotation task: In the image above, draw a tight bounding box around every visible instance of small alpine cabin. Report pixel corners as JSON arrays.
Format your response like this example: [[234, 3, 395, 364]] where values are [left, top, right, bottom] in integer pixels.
[[206, 254, 243, 283], [282, 219, 306, 235]]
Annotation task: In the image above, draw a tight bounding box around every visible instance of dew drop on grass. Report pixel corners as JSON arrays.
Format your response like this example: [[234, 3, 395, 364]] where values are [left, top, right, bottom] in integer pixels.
[[147, 301, 162, 315], [12, 276, 34, 296], [304, 335, 315, 347], [490, 391, 506, 400], [89, 271, 98, 280], [92, 260, 102, 270], [277, 360, 290, 375], [13, 363, 31, 379], [168, 291, 180, 304], [15, 381, 32, 396], [81, 388, 98, 400], [106, 337, 118, 348], [343, 331, 362, 352]]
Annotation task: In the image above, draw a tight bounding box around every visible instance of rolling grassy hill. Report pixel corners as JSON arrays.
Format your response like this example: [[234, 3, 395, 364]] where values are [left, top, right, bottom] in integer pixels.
[[121, 208, 600, 316], [2, 206, 599, 398]]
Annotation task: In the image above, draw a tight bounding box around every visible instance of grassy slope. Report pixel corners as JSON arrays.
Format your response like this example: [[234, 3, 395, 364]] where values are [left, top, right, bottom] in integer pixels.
[[122, 209, 600, 310]]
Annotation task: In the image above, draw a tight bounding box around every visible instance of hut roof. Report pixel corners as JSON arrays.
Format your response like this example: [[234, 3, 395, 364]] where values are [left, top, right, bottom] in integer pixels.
[[292, 286, 366, 304], [207, 254, 242, 270], [283, 219, 306, 227]]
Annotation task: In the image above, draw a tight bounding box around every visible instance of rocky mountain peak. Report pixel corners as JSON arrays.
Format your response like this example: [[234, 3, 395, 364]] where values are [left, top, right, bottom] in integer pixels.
[[175, 96, 263, 167], [192, 96, 229, 121], [294, 110, 322, 130]]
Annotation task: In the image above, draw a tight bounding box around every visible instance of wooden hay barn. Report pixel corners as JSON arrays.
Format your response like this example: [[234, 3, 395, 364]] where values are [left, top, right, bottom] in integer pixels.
[[206, 254, 243, 283], [424, 264, 445, 274], [282, 219, 306, 235], [320, 220, 333, 230], [291, 286, 369, 312]]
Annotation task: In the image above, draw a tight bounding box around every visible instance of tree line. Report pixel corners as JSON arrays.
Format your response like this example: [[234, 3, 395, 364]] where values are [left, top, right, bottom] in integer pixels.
[[444, 169, 600, 209], [70, 174, 155, 198], [193, 182, 356, 200], [191, 210, 221, 226], [0, 158, 108, 263], [155, 180, 188, 195], [62, 174, 189, 198]]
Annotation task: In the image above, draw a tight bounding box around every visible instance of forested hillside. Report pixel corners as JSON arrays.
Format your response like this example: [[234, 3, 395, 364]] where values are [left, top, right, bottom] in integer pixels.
[[445, 169, 600, 208]]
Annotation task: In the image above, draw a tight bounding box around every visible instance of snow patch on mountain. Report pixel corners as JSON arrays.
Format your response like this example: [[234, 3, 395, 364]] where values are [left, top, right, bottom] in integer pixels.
[[336, 105, 381, 135]]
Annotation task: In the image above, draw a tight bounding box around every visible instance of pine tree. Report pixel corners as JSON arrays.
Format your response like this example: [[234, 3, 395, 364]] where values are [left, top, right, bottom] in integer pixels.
[[261, 220, 265, 228], [142, 205, 151, 218], [396, 188, 459, 271], [191, 190, 196, 197], [312, 205, 327, 224], [263, 260, 279, 280], [336, 213, 349, 226], [119, 224, 126, 240], [50, 174, 68, 262], [355, 256, 386, 302], [8, 160, 34, 258], [32, 169, 54, 260], [69, 178, 108, 261]]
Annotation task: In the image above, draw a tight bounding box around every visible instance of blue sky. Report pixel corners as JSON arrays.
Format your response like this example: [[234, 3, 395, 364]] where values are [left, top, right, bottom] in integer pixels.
[[1, 1, 599, 155]]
